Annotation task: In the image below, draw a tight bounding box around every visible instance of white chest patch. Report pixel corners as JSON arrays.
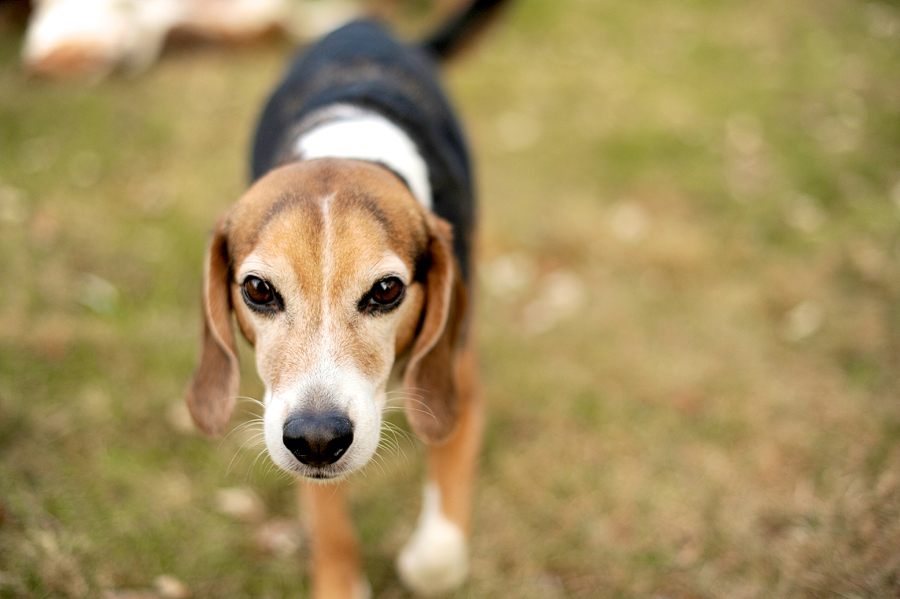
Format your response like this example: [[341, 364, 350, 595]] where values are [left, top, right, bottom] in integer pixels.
[[294, 105, 433, 210]]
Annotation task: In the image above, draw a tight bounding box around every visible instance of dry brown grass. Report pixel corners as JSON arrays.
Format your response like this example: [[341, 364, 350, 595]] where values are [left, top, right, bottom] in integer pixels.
[[2, 0, 900, 597]]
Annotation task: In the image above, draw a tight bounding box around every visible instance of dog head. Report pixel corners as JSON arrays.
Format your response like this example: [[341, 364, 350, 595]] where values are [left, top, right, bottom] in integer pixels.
[[186, 159, 467, 480]]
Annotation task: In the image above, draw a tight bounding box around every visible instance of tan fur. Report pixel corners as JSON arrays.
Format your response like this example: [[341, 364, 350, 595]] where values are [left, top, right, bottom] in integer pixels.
[[187, 158, 481, 598], [303, 482, 366, 599], [426, 339, 482, 531]]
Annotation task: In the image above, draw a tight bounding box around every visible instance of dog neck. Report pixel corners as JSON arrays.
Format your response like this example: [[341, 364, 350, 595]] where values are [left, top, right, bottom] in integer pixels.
[[292, 104, 433, 210]]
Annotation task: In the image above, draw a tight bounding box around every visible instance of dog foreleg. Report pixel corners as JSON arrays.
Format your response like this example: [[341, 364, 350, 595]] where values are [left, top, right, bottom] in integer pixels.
[[302, 481, 370, 599], [397, 346, 484, 596]]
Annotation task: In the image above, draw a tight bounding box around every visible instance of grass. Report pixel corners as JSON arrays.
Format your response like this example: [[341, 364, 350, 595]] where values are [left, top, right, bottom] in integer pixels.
[[2, 0, 900, 597]]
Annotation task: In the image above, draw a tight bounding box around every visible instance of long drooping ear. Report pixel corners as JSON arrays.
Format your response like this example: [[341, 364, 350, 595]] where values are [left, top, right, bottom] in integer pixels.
[[402, 215, 468, 445], [186, 222, 240, 436]]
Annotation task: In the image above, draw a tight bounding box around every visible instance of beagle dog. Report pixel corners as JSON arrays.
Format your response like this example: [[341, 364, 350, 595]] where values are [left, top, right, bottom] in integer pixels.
[[186, 1, 508, 597]]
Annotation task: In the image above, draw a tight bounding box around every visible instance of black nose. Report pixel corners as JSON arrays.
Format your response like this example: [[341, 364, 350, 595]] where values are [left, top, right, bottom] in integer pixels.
[[282, 412, 354, 467]]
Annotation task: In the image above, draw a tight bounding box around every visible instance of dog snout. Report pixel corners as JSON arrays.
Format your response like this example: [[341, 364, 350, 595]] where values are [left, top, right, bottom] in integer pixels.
[[282, 412, 354, 467]]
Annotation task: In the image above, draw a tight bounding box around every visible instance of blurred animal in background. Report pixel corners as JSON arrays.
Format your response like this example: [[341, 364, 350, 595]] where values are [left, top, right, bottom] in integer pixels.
[[16, 0, 476, 80], [18, 0, 356, 79], [185, 0, 508, 596]]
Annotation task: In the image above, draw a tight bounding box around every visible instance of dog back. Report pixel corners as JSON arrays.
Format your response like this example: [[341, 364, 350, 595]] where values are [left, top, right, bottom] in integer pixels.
[[251, 21, 475, 281]]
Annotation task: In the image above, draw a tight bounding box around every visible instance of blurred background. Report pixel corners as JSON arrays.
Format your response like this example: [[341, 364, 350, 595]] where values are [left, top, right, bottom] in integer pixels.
[[2, 0, 900, 597]]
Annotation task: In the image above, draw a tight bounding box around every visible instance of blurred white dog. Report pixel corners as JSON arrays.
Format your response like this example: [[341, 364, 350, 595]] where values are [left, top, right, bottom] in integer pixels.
[[20, 0, 357, 79]]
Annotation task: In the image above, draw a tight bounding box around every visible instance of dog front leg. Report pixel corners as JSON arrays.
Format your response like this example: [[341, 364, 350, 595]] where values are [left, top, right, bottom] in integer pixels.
[[302, 481, 370, 599], [397, 347, 484, 596]]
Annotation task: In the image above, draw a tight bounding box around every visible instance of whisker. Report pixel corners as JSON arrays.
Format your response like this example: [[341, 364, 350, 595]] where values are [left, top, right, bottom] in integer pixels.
[[381, 420, 416, 447], [263, 459, 292, 484], [364, 452, 389, 480], [236, 394, 266, 408], [384, 389, 428, 406], [381, 390, 437, 424], [386, 405, 437, 420], [226, 428, 267, 476], [377, 439, 401, 462], [216, 395, 266, 450], [227, 418, 265, 440], [373, 420, 416, 475]]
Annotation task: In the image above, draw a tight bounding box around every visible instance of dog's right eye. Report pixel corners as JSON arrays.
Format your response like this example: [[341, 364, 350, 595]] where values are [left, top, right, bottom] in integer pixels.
[[241, 276, 282, 313]]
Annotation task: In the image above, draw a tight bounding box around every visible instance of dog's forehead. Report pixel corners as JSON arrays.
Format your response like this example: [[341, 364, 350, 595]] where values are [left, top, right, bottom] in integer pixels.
[[226, 160, 428, 269]]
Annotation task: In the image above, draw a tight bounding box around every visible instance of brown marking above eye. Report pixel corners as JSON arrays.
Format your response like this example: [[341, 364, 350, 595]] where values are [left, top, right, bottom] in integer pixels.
[[241, 276, 284, 313], [359, 276, 406, 315]]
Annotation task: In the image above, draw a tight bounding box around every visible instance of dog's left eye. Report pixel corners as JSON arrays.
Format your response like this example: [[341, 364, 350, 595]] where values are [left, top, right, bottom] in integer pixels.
[[359, 277, 405, 314]]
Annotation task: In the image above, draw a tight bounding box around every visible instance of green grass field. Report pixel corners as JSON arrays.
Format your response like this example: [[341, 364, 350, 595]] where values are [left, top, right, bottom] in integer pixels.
[[2, 0, 900, 597]]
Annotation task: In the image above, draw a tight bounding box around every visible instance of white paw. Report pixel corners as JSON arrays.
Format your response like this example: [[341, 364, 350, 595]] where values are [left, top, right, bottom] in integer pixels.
[[396, 485, 469, 597], [353, 577, 372, 599]]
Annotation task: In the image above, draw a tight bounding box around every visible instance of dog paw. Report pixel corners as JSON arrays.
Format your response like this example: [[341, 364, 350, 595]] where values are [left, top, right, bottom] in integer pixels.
[[396, 514, 469, 597], [353, 577, 372, 599]]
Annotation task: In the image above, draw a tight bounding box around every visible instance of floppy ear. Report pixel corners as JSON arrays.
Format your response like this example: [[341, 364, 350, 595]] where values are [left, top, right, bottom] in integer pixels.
[[186, 222, 240, 436], [402, 215, 468, 445]]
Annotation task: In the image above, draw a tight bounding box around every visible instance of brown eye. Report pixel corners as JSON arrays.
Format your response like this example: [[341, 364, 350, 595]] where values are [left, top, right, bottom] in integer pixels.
[[242, 276, 282, 313], [360, 277, 405, 314]]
